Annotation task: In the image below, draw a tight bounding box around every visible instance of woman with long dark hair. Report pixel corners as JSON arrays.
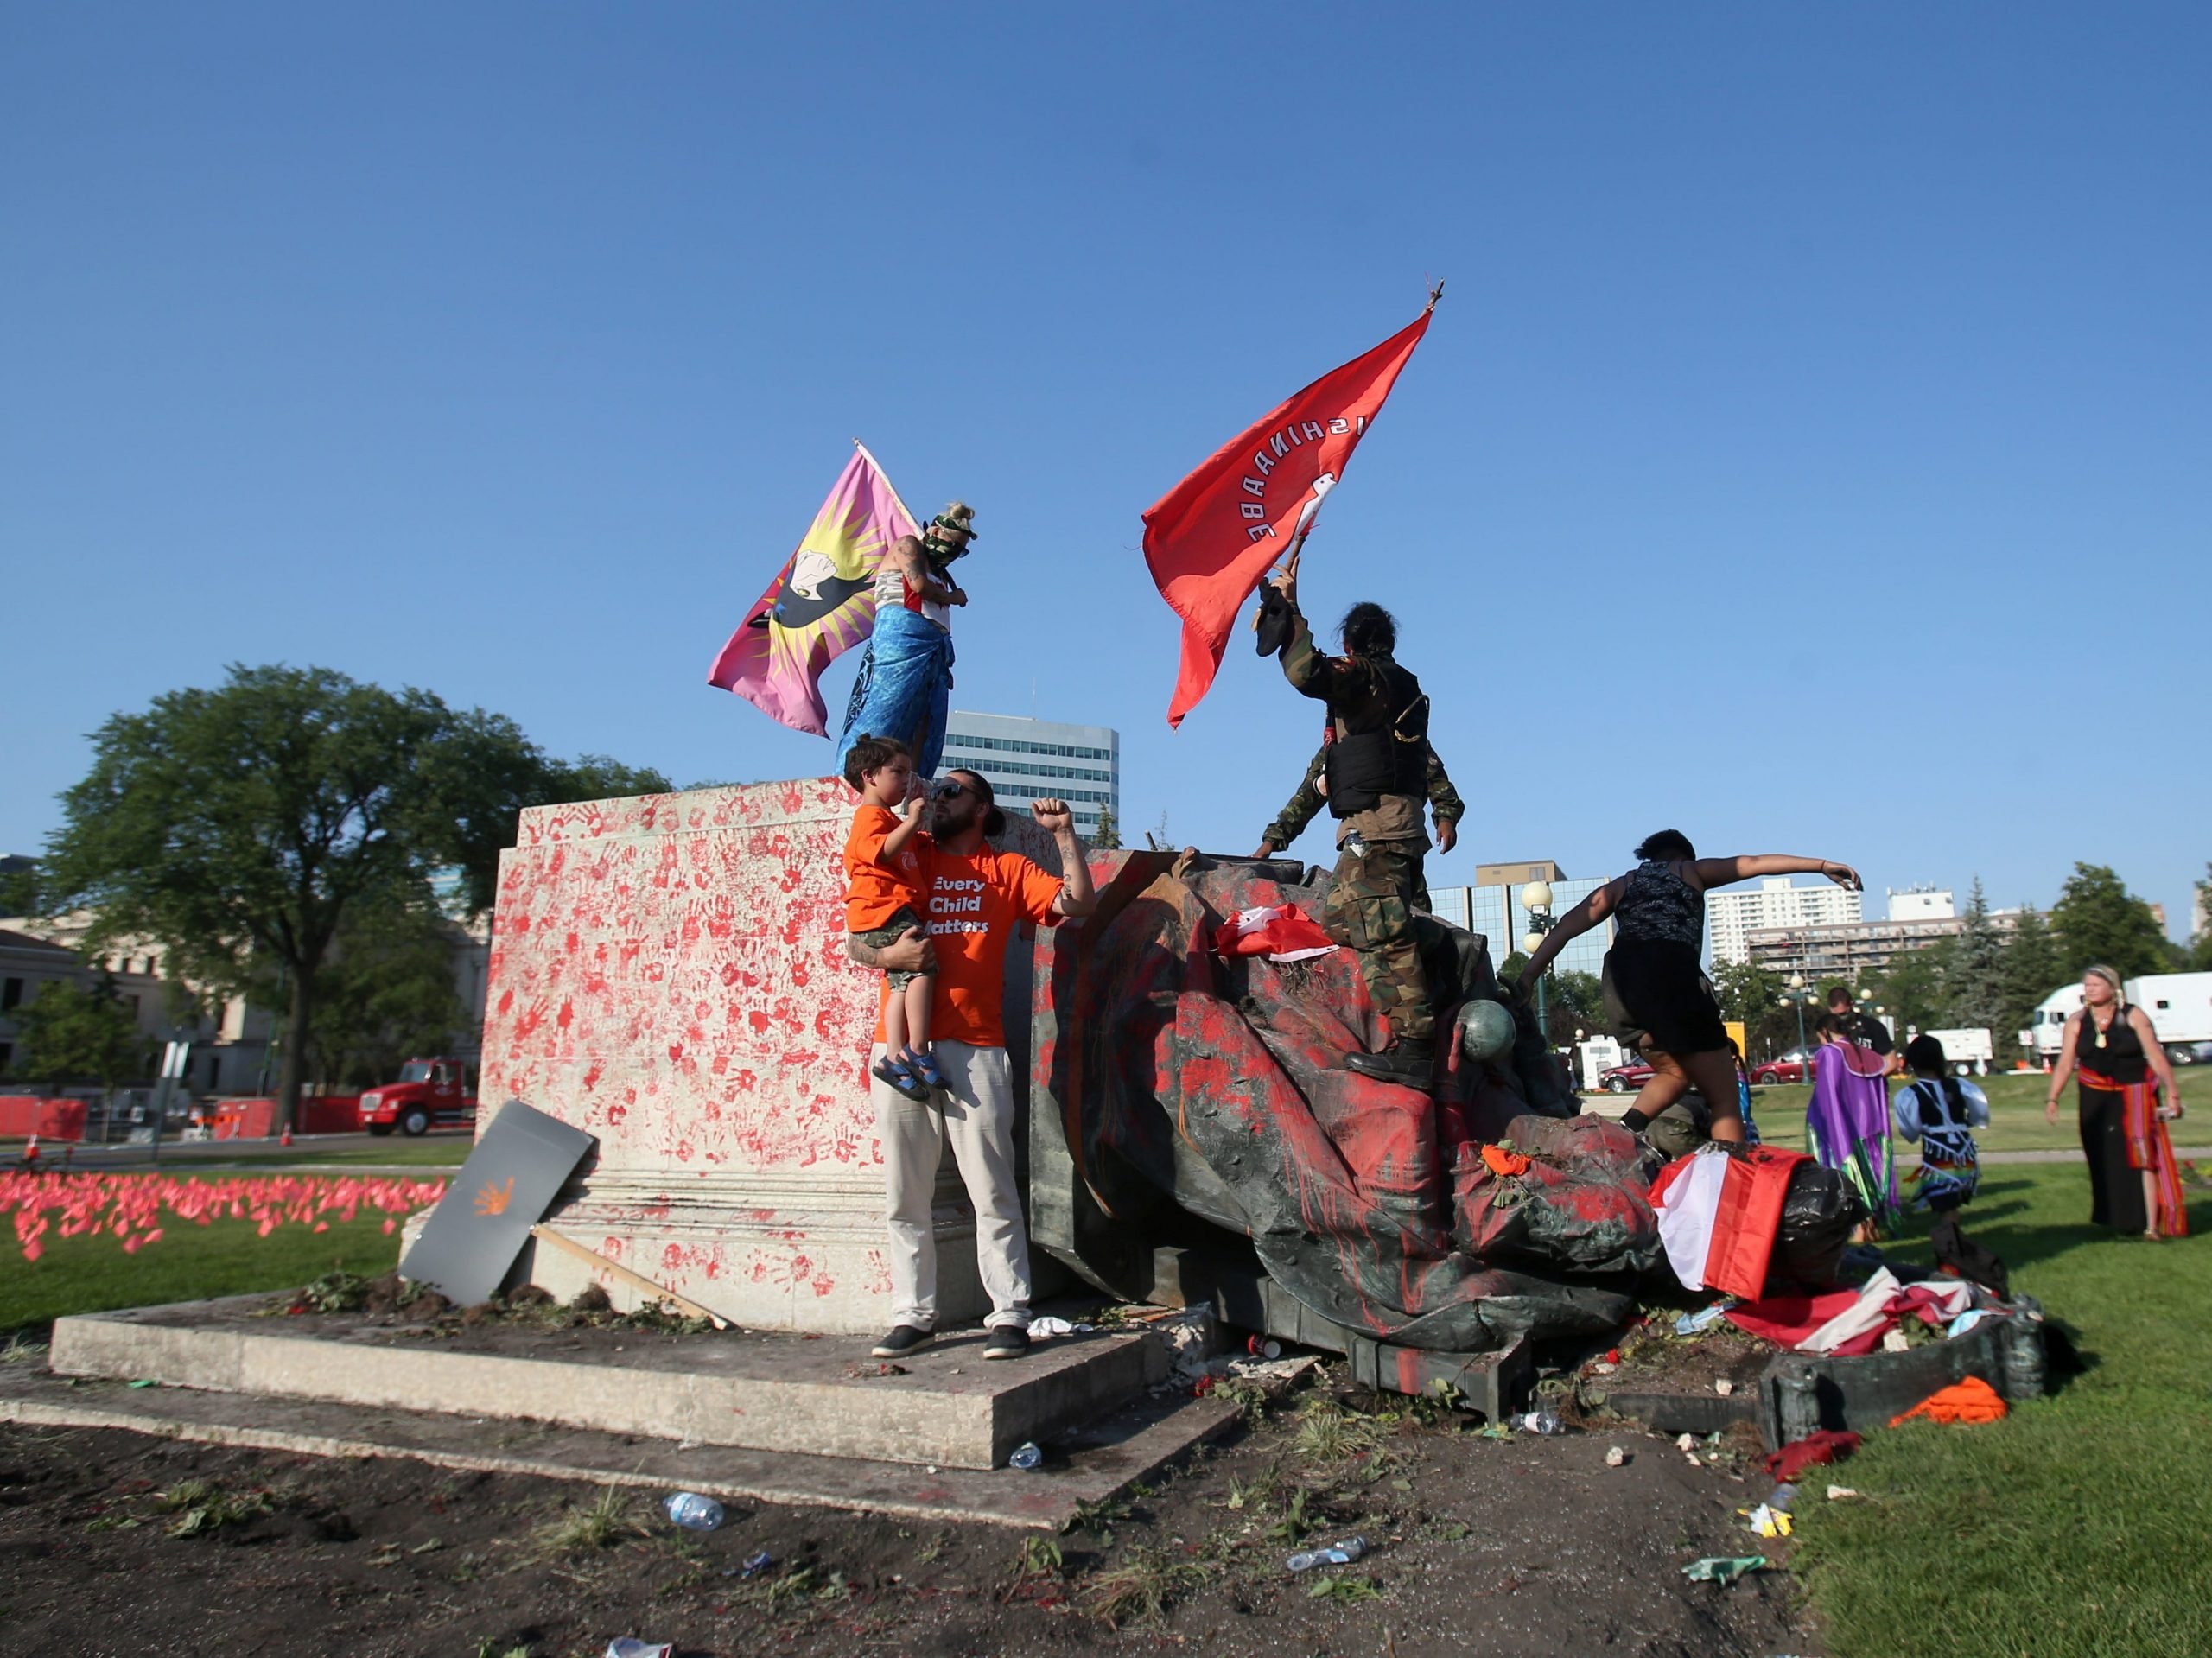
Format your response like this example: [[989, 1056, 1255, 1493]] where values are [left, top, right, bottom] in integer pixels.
[[1516, 830, 1859, 1145], [2044, 965, 2187, 1239]]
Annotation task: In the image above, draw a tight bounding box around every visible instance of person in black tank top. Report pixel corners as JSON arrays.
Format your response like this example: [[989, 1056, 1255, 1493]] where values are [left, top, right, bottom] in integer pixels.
[[2045, 965, 2187, 1237], [1517, 830, 1861, 1147]]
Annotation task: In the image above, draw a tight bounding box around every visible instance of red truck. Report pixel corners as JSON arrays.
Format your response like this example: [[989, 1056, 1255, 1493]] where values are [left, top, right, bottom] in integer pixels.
[[358, 1058, 478, 1138]]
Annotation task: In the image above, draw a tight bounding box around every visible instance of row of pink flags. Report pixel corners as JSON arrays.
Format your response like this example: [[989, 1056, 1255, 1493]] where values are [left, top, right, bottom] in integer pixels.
[[709, 296, 1439, 737]]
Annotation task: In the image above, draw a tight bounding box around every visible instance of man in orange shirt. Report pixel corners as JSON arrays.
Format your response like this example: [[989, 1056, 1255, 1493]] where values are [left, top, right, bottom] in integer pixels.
[[847, 770, 1096, 1363]]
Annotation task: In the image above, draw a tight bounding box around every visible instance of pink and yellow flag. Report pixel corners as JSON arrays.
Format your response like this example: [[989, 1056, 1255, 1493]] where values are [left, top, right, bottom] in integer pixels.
[[708, 442, 921, 736]]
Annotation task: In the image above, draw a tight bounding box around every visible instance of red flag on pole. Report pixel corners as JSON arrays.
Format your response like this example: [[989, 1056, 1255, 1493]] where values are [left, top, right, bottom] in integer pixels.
[[1142, 303, 1436, 727]]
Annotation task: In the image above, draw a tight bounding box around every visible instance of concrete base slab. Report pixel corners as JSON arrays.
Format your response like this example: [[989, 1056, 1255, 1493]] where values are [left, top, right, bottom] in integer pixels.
[[0, 1367, 1241, 1531], [49, 1294, 1168, 1471]]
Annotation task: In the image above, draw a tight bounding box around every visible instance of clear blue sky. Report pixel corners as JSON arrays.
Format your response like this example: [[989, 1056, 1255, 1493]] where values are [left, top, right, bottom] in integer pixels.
[[4, 5, 2208, 935]]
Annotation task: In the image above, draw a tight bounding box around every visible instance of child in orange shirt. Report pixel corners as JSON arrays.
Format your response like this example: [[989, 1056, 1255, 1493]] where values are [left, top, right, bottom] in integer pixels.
[[843, 734, 942, 1100]]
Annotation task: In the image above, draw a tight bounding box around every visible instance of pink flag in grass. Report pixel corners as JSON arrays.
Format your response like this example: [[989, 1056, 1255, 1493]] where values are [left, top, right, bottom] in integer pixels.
[[708, 442, 921, 736]]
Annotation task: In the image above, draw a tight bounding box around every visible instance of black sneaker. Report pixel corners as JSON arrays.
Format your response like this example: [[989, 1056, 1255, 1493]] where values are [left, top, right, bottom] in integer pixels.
[[1344, 1039, 1436, 1087], [871, 1324, 934, 1358], [982, 1326, 1030, 1361]]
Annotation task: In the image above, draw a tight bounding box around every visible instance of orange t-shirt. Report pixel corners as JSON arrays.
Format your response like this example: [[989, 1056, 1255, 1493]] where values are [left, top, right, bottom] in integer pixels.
[[843, 804, 931, 931], [874, 845, 1065, 1049]]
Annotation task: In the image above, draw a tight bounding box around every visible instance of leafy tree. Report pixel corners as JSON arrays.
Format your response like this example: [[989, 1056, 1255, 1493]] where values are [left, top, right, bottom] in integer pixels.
[[1712, 959, 1796, 1058], [1942, 878, 2011, 1035], [1870, 943, 1949, 1039], [40, 664, 668, 1130], [1999, 904, 2066, 1054], [297, 902, 470, 1089], [1090, 804, 1122, 852], [2050, 862, 2171, 980], [10, 975, 150, 1093], [0, 856, 39, 917], [2192, 862, 2212, 970]]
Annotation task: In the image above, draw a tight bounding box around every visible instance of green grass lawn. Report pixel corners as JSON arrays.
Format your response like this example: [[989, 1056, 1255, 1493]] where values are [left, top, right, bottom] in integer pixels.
[[1791, 1164, 2212, 1657], [0, 1174, 417, 1336], [181, 1140, 474, 1168], [1587, 1070, 2176, 1156]]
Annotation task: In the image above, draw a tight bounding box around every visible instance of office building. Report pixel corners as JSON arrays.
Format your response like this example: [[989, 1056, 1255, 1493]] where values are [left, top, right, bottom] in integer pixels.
[[1432, 859, 1615, 980], [938, 711, 1120, 841], [1707, 878, 1864, 967]]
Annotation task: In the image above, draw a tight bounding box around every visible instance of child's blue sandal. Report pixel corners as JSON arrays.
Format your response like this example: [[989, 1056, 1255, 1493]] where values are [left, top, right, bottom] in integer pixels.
[[907, 1047, 946, 1090]]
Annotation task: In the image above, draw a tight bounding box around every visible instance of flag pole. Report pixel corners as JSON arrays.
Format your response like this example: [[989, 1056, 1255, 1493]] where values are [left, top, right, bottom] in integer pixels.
[[1280, 282, 1440, 575]]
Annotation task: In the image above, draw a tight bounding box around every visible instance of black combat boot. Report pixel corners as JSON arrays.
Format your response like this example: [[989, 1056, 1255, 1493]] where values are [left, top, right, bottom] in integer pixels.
[[1344, 1038, 1436, 1087]]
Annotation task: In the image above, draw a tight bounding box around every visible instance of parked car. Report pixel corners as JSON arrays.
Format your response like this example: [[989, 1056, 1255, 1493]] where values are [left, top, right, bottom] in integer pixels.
[[1751, 1051, 1813, 1086], [1599, 1061, 1656, 1093], [359, 1057, 478, 1138]]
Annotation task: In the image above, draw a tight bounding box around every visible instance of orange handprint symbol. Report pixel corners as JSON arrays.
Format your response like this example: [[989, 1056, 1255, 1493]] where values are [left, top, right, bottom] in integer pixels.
[[474, 1177, 515, 1217]]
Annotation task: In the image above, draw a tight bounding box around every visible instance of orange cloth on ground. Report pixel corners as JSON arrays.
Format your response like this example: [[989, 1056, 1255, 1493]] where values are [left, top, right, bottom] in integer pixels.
[[844, 804, 931, 931], [1890, 1375, 2008, 1427], [1481, 1144, 1532, 1178], [875, 846, 1065, 1049]]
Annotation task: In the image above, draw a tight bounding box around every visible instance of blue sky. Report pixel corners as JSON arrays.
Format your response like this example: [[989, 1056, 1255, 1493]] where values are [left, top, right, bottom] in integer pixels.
[[4, 4, 2208, 935]]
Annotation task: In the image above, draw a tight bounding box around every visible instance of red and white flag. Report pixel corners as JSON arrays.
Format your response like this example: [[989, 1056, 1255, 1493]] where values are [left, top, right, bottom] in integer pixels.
[[1212, 903, 1338, 963], [1649, 1145, 1808, 1300], [1142, 303, 1436, 728]]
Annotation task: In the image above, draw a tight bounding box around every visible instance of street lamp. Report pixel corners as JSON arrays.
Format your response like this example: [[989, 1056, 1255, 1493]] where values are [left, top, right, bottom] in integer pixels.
[[1521, 880, 1555, 1042], [1783, 971, 1812, 1068]]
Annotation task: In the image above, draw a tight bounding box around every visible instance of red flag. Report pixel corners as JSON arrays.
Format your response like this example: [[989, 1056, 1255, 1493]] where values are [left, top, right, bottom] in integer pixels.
[[1142, 307, 1435, 727]]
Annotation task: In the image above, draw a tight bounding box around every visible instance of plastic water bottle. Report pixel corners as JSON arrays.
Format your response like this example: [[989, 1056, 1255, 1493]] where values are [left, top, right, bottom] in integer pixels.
[[1511, 1409, 1563, 1435], [1767, 1483, 1798, 1513], [663, 1492, 724, 1531], [1007, 1441, 1044, 1471], [1286, 1536, 1369, 1572]]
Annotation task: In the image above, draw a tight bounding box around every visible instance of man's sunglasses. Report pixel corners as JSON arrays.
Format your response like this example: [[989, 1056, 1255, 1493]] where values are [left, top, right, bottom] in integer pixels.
[[934, 780, 979, 801]]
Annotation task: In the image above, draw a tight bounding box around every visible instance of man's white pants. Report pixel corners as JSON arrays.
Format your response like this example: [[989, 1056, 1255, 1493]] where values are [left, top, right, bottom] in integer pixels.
[[872, 1039, 1033, 1331]]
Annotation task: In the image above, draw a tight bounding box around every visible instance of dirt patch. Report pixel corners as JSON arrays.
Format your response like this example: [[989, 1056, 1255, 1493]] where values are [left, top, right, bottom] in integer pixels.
[[0, 1369, 1825, 1657]]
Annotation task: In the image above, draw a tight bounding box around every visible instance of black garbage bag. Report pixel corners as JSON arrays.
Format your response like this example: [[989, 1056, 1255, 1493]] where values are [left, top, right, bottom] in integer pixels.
[[1767, 1161, 1866, 1291]]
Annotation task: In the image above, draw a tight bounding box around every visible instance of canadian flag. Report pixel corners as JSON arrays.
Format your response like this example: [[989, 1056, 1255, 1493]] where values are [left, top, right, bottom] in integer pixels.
[[1649, 1144, 1808, 1300], [1212, 904, 1338, 963]]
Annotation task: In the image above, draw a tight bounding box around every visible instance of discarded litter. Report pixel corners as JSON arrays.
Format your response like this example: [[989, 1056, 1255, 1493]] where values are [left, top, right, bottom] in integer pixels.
[[1713, 1378, 1734, 1396], [604, 1642, 672, 1658], [1027, 1315, 1096, 1338], [661, 1492, 723, 1532], [1767, 1483, 1798, 1512], [127, 1379, 158, 1389], [1827, 1485, 1861, 1501], [1286, 1536, 1368, 1572], [1510, 1410, 1562, 1435], [740, 1549, 774, 1578], [1681, 1554, 1766, 1585], [1743, 1502, 1793, 1539], [1007, 1441, 1044, 1471], [1247, 1335, 1283, 1359], [1604, 1445, 1627, 1467], [1675, 1300, 1735, 1337]]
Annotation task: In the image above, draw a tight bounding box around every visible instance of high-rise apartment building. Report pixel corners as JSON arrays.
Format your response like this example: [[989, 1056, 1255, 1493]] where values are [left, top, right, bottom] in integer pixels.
[[938, 711, 1120, 841], [1707, 877, 1864, 967]]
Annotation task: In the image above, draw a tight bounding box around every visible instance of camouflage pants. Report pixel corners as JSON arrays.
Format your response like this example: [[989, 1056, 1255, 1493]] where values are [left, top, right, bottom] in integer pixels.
[[1322, 841, 1434, 1043]]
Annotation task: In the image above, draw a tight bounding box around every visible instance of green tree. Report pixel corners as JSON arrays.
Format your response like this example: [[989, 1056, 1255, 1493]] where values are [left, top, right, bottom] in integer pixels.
[[1942, 878, 2010, 1035], [1870, 943, 1949, 1039], [10, 975, 151, 1093], [2050, 862, 2171, 979], [2192, 862, 2212, 970], [297, 903, 470, 1089], [1711, 959, 1796, 1058], [1090, 804, 1122, 851], [40, 664, 668, 1130], [1999, 904, 2066, 1056], [0, 856, 39, 917]]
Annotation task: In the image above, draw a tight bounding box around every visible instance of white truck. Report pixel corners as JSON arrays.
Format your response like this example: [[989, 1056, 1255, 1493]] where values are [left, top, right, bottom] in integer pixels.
[[2031, 973, 2212, 1065], [1921, 1028, 1994, 1075]]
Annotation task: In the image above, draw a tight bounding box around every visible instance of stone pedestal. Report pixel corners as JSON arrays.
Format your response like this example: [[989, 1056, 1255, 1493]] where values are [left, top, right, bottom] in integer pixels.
[[478, 779, 1053, 1334]]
